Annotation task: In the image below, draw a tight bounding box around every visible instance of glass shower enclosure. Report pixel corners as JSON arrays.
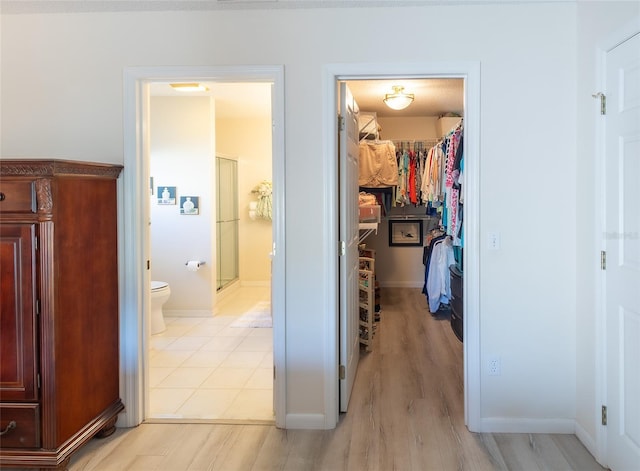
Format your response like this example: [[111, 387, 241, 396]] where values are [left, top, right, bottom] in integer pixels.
[[216, 156, 239, 291]]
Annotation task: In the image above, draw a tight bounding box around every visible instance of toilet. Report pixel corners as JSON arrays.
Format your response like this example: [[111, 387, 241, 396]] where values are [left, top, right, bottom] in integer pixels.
[[150, 281, 170, 335]]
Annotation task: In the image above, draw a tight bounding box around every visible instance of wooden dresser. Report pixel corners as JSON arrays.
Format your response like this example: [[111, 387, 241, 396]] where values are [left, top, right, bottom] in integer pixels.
[[0, 160, 124, 470]]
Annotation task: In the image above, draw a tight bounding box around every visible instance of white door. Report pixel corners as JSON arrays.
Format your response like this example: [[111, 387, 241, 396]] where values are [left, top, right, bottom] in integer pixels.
[[339, 81, 361, 412], [604, 31, 640, 471]]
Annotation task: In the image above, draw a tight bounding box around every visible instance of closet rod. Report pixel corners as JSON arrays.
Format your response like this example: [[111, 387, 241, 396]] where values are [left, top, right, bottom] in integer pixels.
[[389, 215, 438, 220], [392, 138, 440, 142], [392, 139, 440, 148], [392, 139, 440, 143]]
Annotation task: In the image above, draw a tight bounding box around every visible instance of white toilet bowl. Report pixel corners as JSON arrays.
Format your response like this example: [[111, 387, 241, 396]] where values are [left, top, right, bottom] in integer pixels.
[[150, 281, 170, 335]]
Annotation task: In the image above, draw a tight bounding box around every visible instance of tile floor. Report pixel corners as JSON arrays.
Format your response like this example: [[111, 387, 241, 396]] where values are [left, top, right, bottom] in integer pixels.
[[147, 286, 274, 422]]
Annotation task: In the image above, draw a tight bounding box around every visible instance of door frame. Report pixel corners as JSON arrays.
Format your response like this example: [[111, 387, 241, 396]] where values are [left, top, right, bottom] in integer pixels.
[[120, 65, 286, 428], [323, 61, 481, 430], [338, 82, 361, 412], [594, 23, 640, 467]]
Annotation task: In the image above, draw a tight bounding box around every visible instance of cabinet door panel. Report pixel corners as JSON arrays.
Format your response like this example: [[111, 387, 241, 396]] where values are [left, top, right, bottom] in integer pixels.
[[0, 224, 37, 401]]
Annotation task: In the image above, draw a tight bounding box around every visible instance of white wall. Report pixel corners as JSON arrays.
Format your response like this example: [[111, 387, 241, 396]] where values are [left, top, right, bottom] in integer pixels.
[[150, 96, 214, 314], [216, 116, 273, 285], [377, 116, 439, 140], [2, 2, 630, 432], [575, 1, 640, 457]]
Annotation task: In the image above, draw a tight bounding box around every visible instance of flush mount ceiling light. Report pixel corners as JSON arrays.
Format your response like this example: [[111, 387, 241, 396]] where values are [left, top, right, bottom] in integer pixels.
[[169, 83, 209, 92], [383, 85, 415, 111]]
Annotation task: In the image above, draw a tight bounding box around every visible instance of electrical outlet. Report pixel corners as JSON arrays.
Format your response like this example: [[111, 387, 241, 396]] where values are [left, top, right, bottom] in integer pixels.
[[488, 356, 501, 376]]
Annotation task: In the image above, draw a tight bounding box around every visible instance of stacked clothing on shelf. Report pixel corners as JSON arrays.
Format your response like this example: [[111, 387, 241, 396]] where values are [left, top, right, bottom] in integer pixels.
[[358, 140, 398, 188]]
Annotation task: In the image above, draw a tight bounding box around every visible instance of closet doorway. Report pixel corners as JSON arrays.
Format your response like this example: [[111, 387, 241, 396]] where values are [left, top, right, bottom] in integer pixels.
[[327, 63, 481, 431]]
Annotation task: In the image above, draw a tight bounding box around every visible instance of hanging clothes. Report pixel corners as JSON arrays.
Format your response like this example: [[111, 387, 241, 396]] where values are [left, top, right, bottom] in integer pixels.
[[395, 150, 409, 206], [421, 144, 445, 205], [424, 235, 456, 313], [419, 120, 464, 245], [408, 152, 418, 205]]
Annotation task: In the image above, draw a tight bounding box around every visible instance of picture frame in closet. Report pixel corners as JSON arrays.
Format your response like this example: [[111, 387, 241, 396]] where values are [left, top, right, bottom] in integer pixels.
[[388, 219, 423, 247]]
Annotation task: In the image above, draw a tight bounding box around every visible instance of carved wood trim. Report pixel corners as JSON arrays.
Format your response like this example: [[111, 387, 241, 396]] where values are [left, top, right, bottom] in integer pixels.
[[0, 160, 122, 179], [34, 179, 53, 214]]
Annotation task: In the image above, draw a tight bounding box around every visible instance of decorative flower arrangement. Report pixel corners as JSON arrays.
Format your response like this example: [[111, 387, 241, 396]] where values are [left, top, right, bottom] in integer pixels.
[[253, 181, 272, 197], [252, 181, 273, 221]]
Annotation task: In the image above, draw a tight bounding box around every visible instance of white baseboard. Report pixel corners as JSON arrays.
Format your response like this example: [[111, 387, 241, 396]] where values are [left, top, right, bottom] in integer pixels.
[[240, 280, 270, 287], [574, 421, 601, 464], [285, 413, 331, 430], [480, 417, 575, 434], [378, 281, 424, 288]]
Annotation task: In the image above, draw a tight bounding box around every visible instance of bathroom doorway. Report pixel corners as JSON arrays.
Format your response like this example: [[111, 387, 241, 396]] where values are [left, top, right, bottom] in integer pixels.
[[121, 65, 286, 428], [146, 81, 275, 423]]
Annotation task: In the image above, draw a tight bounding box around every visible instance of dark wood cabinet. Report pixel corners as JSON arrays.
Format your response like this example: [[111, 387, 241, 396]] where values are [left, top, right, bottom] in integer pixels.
[[0, 160, 124, 470], [449, 265, 463, 342]]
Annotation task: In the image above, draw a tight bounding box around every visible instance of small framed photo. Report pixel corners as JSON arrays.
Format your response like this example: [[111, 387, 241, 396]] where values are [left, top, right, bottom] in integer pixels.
[[389, 219, 423, 247], [158, 186, 176, 205], [180, 196, 199, 215]]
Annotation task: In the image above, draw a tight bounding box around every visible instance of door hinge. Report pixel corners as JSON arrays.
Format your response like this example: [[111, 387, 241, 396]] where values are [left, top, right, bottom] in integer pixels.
[[35, 299, 40, 316], [147, 260, 151, 270], [273, 366, 276, 381], [602, 405, 607, 425], [592, 92, 606, 115], [339, 365, 345, 380], [339, 240, 346, 256], [601, 250, 606, 270], [37, 374, 41, 389], [338, 115, 345, 132]]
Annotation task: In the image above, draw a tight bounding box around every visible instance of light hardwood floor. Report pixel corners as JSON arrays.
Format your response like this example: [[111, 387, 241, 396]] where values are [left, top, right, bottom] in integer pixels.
[[9, 288, 606, 470]]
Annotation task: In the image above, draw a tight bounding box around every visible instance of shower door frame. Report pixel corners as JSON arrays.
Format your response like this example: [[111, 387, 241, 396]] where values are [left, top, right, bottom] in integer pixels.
[[216, 155, 240, 292]]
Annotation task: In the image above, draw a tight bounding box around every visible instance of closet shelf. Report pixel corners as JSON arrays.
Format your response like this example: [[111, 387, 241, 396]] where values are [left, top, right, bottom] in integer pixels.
[[359, 222, 378, 244], [359, 267, 376, 352]]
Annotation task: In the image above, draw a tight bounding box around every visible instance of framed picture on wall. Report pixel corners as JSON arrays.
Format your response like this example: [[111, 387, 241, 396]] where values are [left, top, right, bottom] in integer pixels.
[[157, 186, 176, 205], [389, 219, 423, 247], [180, 196, 199, 215]]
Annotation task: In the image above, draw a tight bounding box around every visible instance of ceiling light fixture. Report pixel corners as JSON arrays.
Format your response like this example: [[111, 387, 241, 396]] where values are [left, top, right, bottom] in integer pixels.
[[383, 85, 415, 111], [169, 83, 209, 92]]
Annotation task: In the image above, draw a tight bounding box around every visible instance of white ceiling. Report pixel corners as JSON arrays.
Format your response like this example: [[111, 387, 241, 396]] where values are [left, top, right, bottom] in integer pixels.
[[347, 78, 464, 118], [149, 82, 273, 119], [150, 78, 464, 119]]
